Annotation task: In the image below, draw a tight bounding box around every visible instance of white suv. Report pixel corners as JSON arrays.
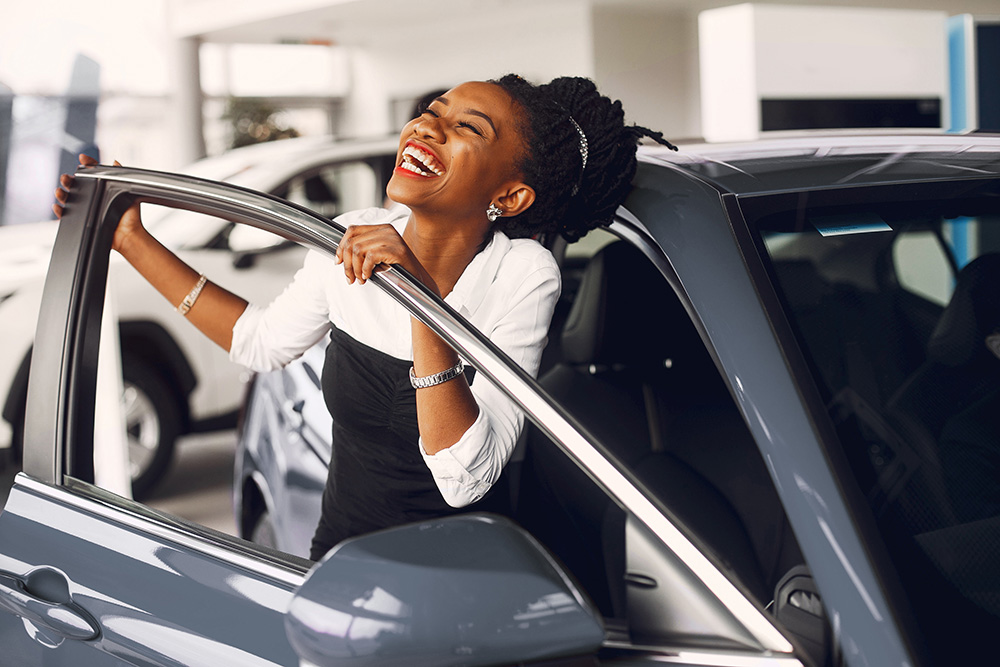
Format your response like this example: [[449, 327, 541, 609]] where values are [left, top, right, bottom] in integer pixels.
[[0, 135, 398, 496]]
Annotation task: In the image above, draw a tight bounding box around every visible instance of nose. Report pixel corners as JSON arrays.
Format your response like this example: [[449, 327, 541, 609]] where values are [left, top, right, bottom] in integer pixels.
[[412, 113, 445, 142]]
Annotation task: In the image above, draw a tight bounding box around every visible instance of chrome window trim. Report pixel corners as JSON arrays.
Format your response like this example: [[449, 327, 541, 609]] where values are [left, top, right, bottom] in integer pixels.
[[603, 641, 804, 666], [11, 473, 309, 587], [50, 168, 791, 653], [75, 167, 348, 255]]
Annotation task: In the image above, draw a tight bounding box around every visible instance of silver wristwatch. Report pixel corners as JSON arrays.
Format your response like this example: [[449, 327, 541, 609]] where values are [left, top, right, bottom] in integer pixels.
[[409, 360, 465, 389]]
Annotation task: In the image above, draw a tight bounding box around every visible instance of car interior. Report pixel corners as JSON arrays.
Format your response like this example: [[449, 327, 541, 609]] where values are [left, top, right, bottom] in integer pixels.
[[766, 212, 1000, 537], [503, 203, 997, 658], [759, 201, 1000, 662], [510, 228, 808, 648]]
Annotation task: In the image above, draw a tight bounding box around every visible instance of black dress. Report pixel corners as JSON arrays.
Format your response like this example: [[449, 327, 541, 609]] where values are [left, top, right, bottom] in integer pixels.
[[310, 325, 506, 560]]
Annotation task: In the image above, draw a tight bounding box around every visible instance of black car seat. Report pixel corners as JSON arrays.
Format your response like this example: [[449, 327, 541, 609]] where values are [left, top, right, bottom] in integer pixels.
[[886, 253, 1000, 528], [517, 240, 802, 617], [771, 256, 939, 412]]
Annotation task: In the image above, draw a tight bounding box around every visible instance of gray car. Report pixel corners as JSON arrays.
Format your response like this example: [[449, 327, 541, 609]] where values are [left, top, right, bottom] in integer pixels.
[[3, 134, 1000, 665]]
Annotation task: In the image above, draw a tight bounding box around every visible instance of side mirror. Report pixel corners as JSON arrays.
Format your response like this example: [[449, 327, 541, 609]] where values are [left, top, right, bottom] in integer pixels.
[[285, 514, 605, 667]]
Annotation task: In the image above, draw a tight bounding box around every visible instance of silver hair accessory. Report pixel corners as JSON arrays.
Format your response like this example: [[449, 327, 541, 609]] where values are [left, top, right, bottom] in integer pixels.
[[567, 116, 588, 171], [486, 202, 503, 222], [567, 116, 588, 195]]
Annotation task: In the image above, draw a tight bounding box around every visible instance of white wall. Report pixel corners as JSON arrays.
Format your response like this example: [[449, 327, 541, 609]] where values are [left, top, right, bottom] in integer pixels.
[[699, 3, 949, 142], [592, 6, 703, 141], [334, 2, 705, 141], [338, 2, 594, 136], [752, 4, 948, 98]]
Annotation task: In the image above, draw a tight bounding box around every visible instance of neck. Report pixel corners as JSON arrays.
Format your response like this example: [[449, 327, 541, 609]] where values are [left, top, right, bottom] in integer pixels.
[[403, 211, 491, 297]]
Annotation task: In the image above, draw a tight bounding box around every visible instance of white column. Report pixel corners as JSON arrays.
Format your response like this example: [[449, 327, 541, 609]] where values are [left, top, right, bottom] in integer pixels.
[[339, 48, 391, 138], [94, 278, 131, 499], [170, 36, 206, 167]]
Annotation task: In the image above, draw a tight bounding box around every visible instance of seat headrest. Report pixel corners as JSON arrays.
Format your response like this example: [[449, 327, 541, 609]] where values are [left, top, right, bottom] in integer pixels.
[[560, 241, 703, 370], [928, 253, 1000, 367]]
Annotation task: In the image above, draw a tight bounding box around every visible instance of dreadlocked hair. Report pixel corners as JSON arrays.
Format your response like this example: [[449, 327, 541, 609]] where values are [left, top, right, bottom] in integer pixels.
[[490, 74, 676, 242]]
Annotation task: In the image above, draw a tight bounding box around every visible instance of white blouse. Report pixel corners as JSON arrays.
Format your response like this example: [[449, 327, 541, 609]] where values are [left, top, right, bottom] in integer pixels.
[[230, 206, 561, 507]]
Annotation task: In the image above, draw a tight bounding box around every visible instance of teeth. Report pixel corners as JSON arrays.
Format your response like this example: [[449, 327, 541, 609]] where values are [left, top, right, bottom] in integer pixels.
[[402, 145, 444, 176], [400, 161, 430, 176]]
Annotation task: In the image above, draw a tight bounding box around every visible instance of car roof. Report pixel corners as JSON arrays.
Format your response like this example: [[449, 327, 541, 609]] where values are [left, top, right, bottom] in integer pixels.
[[180, 134, 400, 189], [640, 133, 1000, 196], [142, 134, 400, 246]]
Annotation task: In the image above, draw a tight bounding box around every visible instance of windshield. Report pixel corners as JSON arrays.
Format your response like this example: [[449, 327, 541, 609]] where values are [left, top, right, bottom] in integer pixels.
[[752, 180, 1000, 657]]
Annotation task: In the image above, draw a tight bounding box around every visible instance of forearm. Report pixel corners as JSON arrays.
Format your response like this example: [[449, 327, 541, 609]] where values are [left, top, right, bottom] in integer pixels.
[[118, 228, 248, 352], [411, 317, 480, 454]]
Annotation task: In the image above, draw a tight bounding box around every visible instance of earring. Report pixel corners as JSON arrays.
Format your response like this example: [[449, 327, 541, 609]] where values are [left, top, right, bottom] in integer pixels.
[[486, 203, 503, 222]]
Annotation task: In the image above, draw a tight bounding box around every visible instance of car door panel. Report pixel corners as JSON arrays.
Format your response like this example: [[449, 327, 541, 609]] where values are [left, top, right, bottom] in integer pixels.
[[2, 171, 338, 664], [0, 475, 304, 665], [4, 165, 805, 666]]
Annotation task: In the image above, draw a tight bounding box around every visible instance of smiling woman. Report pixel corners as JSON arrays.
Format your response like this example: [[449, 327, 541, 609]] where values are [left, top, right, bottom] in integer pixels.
[[54, 74, 675, 561]]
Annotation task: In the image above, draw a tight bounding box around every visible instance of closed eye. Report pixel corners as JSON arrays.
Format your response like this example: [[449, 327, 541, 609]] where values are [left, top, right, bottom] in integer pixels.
[[459, 121, 484, 136]]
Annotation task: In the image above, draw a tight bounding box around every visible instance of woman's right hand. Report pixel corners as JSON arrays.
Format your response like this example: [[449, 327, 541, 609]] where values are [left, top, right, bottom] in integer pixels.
[[53, 153, 143, 255]]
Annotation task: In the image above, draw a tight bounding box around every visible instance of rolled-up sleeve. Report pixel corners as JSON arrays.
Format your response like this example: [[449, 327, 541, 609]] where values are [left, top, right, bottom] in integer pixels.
[[420, 259, 561, 507], [229, 249, 335, 372]]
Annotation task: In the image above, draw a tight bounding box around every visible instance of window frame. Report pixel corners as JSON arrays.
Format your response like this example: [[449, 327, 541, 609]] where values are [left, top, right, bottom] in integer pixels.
[[23, 165, 796, 659]]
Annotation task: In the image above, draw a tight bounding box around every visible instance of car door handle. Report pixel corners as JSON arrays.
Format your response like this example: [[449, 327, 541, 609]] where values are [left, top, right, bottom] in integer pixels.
[[0, 571, 100, 641]]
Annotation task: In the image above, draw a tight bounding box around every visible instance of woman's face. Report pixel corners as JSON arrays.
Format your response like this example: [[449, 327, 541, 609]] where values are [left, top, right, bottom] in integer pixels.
[[386, 81, 528, 222]]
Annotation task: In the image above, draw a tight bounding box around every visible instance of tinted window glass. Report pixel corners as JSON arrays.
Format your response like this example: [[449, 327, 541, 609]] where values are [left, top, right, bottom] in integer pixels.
[[753, 184, 1000, 659]]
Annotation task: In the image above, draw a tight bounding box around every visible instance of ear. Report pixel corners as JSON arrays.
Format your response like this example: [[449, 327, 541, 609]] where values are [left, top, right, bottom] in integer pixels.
[[494, 181, 536, 218]]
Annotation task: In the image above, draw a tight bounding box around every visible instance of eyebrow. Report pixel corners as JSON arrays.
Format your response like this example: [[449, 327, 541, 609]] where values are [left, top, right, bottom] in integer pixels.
[[433, 96, 498, 137]]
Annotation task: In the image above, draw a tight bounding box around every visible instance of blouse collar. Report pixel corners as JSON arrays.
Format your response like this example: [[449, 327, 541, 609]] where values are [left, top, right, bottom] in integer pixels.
[[444, 229, 511, 318], [380, 206, 510, 318]]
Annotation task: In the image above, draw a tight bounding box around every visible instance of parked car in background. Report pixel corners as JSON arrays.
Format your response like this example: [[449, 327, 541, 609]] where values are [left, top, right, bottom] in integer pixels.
[[0, 135, 397, 496], [1, 135, 998, 665]]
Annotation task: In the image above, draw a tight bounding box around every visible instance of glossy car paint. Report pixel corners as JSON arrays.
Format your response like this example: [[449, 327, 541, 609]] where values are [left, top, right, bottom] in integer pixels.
[[9, 136, 998, 665], [286, 514, 606, 666], [0, 475, 306, 664], [0, 168, 341, 665], [624, 160, 910, 665], [3, 164, 802, 665], [235, 342, 330, 559], [628, 134, 1000, 666], [239, 135, 1000, 666]]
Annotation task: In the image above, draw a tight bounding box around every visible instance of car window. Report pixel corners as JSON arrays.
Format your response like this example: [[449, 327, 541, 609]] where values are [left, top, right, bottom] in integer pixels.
[[517, 228, 809, 650], [753, 185, 1000, 662], [147, 159, 382, 251], [82, 210, 304, 524], [275, 161, 378, 219]]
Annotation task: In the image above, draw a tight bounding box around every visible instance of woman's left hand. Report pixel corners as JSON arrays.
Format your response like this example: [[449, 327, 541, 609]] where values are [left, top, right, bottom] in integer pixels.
[[335, 224, 430, 289]]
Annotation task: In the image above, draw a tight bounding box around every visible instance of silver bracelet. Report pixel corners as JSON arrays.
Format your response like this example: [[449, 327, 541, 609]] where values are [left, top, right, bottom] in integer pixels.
[[409, 360, 465, 389], [177, 274, 207, 316]]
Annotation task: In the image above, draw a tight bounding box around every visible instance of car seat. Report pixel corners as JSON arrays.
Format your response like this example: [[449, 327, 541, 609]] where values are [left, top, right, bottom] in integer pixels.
[[518, 240, 802, 618], [885, 253, 1000, 528]]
